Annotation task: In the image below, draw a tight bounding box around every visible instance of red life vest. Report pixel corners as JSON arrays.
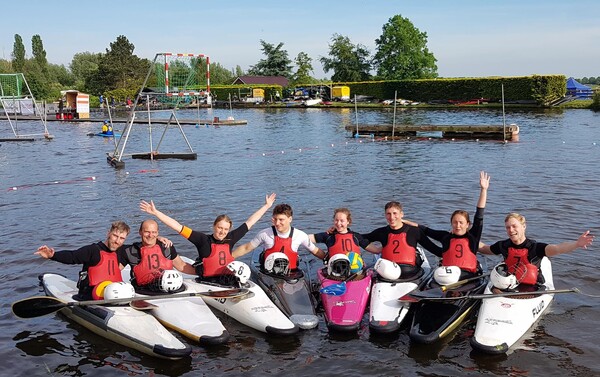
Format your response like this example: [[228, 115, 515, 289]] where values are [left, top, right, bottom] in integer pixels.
[[506, 246, 539, 285], [203, 243, 234, 277], [264, 227, 298, 269], [442, 237, 478, 272], [132, 244, 174, 285], [381, 232, 416, 265], [328, 232, 359, 257], [88, 249, 122, 286]]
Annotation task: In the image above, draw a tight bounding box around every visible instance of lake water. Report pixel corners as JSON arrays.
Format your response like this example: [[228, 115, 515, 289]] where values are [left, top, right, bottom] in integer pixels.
[[1, 107, 599, 376]]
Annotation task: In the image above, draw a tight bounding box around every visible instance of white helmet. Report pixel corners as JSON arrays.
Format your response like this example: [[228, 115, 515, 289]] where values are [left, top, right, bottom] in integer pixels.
[[264, 252, 290, 275], [159, 269, 183, 292], [433, 266, 461, 285], [227, 261, 251, 284], [374, 258, 401, 280], [327, 254, 350, 278], [103, 282, 136, 300], [490, 263, 520, 290]]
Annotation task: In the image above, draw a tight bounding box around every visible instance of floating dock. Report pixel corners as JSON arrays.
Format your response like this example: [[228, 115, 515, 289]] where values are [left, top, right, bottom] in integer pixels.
[[0, 115, 247, 126], [345, 124, 519, 141]]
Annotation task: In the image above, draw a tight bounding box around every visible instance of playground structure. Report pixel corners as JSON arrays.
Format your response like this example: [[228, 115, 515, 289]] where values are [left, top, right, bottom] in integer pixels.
[[0, 73, 52, 141], [107, 53, 210, 168]]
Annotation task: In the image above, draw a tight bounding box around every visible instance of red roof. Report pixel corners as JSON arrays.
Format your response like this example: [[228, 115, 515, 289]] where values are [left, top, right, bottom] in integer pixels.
[[232, 76, 289, 87]]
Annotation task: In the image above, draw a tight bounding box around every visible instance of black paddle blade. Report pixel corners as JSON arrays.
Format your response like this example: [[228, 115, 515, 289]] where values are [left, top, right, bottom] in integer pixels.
[[202, 288, 249, 298], [12, 296, 66, 319]]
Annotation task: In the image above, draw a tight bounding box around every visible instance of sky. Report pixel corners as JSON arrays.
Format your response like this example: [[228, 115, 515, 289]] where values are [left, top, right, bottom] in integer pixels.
[[2, 0, 599, 80]]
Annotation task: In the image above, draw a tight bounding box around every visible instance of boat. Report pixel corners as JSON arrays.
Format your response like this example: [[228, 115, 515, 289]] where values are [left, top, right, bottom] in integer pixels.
[[87, 132, 121, 137], [120, 266, 229, 345], [180, 256, 298, 335], [39, 273, 192, 359], [408, 269, 487, 344], [368, 247, 432, 334], [251, 252, 319, 330], [470, 257, 555, 354], [317, 268, 372, 332], [303, 98, 323, 107]]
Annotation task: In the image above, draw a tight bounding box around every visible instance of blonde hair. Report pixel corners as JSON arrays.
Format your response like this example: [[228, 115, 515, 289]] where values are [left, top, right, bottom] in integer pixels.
[[505, 212, 526, 226], [333, 208, 352, 225], [213, 214, 233, 228]]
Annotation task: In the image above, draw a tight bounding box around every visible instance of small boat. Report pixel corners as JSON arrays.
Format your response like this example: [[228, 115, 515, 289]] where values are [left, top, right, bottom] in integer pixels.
[[368, 247, 432, 334], [40, 273, 191, 359], [303, 98, 323, 107], [251, 252, 319, 330], [470, 257, 555, 354], [120, 266, 229, 345], [87, 132, 121, 138], [317, 268, 372, 332], [180, 257, 298, 335], [409, 269, 487, 344]]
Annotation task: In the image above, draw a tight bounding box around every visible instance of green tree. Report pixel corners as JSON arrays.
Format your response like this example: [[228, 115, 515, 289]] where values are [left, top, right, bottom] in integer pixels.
[[209, 61, 235, 85], [248, 40, 292, 78], [0, 59, 12, 73], [291, 52, 314, 85], [24, 59, 51, 99], [234, 65, 244, 78], [12, 34, 26, 72], [320, 34, 372, 82], [373, 15, 438, 80], [31, 35, 48, 71], [70, 52, 101, 90], [47, 63, 75, 87], [91, 35, 149, 94]]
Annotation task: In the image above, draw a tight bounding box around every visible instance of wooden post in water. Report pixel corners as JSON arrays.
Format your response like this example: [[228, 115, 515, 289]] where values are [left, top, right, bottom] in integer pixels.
[[502, 84, 506, 142], [354, 94, 359, 137], [392, 90, 397, 139]]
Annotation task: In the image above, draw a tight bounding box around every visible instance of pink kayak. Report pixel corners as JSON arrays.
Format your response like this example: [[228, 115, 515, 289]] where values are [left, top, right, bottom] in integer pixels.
[[317, 268, 373, 332]]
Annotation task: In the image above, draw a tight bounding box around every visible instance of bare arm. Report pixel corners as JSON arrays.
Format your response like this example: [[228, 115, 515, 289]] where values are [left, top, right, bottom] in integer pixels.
[[35, 245, 55, 259], [308, 234, 317, 244], [173, 256, 197, 275], [244, 193, 276, 230], [140, 200, 184, 234], [478, 242, 494, 255], [310, 246, 326, 260], [477, 171, 490, 209], [365, 243, 382, 254], [232, 242, 256, 259], [544, 231, 594, 257]]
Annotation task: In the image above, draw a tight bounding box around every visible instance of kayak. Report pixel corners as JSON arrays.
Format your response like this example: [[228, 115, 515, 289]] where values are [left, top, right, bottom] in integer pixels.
[[251, 251, 319, 330], [180, 256, 298, 335], [317, 268, 372, 332], [120, 265, 229, 345], [409, 269, 487, 344], [470, 257, 555, 354], [368, 247, 432, 334], [40, 273, 191, 359], [87, 132, 121, 137]]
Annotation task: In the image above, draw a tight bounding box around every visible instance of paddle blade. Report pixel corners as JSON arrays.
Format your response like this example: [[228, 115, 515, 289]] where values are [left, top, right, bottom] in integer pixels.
[[129, 300, 158, 311], [12, 296, 67, 319], [398, 294, 421, 303], [320, 282, 347, 296], [199, 288, 249, 299]]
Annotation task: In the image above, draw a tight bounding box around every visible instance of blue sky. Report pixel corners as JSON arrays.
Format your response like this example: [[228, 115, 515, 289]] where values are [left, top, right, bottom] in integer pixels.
[[2, 1, 599, 79]]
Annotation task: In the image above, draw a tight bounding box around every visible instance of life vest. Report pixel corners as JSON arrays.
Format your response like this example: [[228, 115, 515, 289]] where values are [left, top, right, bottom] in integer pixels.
[[132, 244, 174, 285], [264, 227, 298, 269], [203, 243, 234, 277], [328, 232, 360, 257], [88, 249, 122, 286], [506, 246, 539, 285], [442, 237, 478, 272], [381, 232, 416, 265]]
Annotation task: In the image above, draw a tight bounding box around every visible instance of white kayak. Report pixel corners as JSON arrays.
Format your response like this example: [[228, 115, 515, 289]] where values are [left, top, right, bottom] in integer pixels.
[[121, 266, 229, 345], [470, 257, 555, 354], [368, 247, 432, 333], [180, 256, 298, 335], [40, 273, 191, 359]]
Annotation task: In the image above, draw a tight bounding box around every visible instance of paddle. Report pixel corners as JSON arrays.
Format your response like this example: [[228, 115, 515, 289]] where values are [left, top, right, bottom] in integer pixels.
[[399, 287, 580, 303], [320, 272, 359, 296], [12, 288, 249, 319], [410, 272, 492, 299]]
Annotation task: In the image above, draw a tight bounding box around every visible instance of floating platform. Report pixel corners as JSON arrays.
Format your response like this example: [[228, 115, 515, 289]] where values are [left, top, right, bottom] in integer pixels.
[[0, 115, 247, 126], [345, 124, 519, 141], [131, 152, 198, 160], [0, 134, 54, 142]]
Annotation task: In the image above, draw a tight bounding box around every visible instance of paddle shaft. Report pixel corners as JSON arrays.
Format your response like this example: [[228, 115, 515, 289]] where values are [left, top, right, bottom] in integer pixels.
[[440, 272, 491, 292], [402, 288, 579, 302]]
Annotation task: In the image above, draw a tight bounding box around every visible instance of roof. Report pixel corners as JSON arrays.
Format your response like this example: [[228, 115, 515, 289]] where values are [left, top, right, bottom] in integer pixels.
[[566, 77, 591, 91], [232, 76, 289, 87]]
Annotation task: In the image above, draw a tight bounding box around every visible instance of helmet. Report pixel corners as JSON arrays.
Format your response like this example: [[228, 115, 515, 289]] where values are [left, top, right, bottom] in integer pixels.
[[159, 269, 183, 292], [327, 254, 350, 278], [103, 282, 136, 300], [227, 261, 251, 284], [433, 266, 461, 285], [264, 252, 290, 275], [490, 263, 521, 290], [374, 258, 401, 280], [347, 252, 364, 274]]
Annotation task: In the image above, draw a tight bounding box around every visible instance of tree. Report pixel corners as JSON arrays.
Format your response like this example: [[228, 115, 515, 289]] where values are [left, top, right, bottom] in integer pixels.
[[12, 34, 26, 72], [373, 15, 438, 80], [320, 34, 372, 82], [0, 59, 12, 73], [208, 61, 234, 85], [31, 34, 48, 71], [70, 52, 101, 90], [291, 52, 314, 85], [248, 40, 292, 78], [234, 65, 244, 78]]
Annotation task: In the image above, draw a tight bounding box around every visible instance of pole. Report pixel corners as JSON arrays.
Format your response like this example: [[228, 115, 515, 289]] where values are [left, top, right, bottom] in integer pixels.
[[502, 84, 506, 142], [354, 94, 359, 137], [392, 90, 398, 139]]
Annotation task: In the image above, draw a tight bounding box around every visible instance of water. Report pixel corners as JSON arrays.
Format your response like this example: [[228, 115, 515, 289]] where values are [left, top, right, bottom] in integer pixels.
[[1, 107, 599, 376]]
